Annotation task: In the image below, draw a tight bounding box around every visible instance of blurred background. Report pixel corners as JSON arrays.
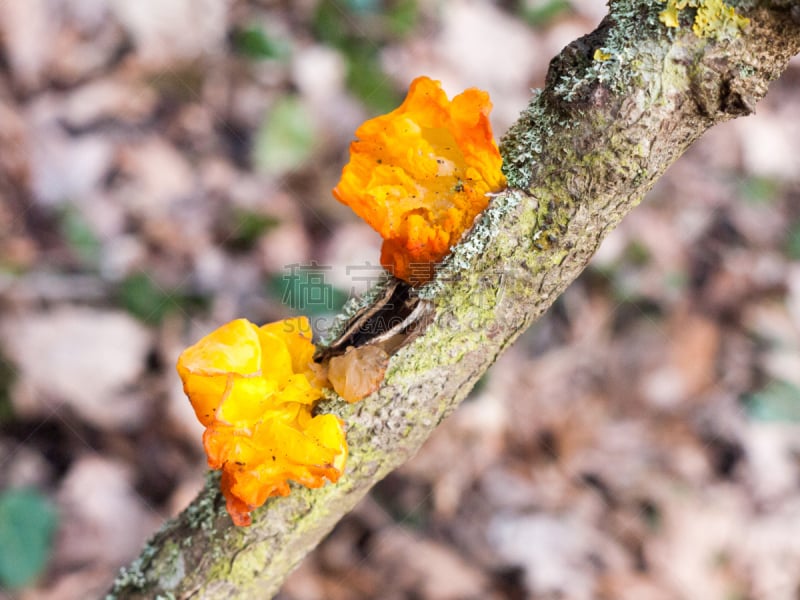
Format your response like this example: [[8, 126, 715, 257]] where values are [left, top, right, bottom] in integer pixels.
[[0, 1, 799, 598]]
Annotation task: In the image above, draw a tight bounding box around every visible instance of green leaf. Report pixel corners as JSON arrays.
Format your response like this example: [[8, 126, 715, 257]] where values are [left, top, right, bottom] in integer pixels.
[[784, 220, 800, 260], [59, 205, 101, 267], [387, 0, 419, 36], [0, 489, 58, 589], [737, 175, 779, 205], [232, 25, 288, 60], [312, 1, 349, 47], [118, 274, 209, 325], [625, 240, 651, 266], [520, 0, 572, 27], [744, 380, 800, 422], [344, 46, 403, 114], [254, 96, 316, 176], [119, 273, 173, 325], [224, 210, 280, 252]]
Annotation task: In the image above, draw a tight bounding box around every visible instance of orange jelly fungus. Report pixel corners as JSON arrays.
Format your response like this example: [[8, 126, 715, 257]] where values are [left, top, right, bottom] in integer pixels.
[[333, 76, 506, 285], [176, 317, 347, 526]]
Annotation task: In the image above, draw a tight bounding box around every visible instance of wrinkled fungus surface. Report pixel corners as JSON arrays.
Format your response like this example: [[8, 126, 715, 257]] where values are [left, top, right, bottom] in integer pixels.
[[334, 76, 506, 285], [177, 317, 347, 526]]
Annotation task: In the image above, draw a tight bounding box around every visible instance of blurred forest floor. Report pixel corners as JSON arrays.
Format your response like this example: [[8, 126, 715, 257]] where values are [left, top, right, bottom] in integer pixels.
[[1, 1, 800, 599]]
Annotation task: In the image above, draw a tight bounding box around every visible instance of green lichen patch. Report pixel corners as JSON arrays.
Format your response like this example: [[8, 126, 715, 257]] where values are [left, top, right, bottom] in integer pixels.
[[500, 90, 548, 190], [106, 544, 157, 597], [152, 542, 184, 590], [185, 471, 224, 532], [550, 0, 666, 104]]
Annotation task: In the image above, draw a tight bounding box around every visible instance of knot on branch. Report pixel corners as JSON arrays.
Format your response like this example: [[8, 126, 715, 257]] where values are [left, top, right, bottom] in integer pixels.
[[689, 58, 758, 118]]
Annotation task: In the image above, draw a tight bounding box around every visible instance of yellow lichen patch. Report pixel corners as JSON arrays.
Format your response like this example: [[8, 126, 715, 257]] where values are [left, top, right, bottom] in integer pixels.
[[659, 0, 749, 40], [693, 0, 749, 39], [593, 49, 612, 61], [659, 3, 681, 27], [333, 76, 506, 285], [177, 317, 347, 526]]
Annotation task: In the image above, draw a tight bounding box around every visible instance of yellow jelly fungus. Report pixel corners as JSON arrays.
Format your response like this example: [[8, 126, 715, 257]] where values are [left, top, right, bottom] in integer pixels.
[[327, 345, 390, 403], [333, 76, 506, 285], [177, 317, 347, 526]]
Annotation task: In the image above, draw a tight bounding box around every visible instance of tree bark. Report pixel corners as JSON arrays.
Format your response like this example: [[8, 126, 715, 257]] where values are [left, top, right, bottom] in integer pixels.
[[108, 1, 800, 597]]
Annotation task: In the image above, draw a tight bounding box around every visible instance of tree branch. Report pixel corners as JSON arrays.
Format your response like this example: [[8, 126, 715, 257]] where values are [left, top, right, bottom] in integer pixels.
[[108, 2, 800, 597]]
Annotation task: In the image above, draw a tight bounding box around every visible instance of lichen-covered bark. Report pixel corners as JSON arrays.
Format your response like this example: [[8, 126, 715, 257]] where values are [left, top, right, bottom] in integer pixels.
[[108, 1, 800, 598]]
